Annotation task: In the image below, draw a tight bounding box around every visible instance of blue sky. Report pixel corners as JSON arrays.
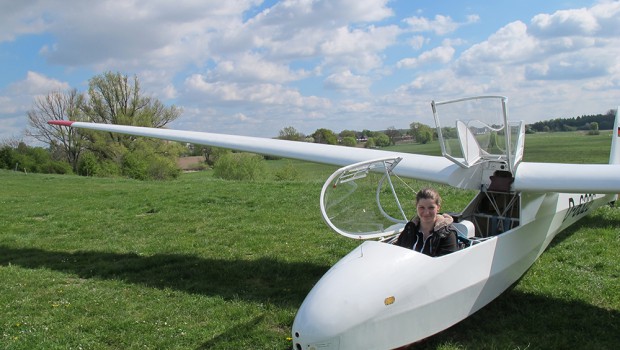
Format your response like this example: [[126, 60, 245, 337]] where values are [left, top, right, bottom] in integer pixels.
[[1, 0, 619, 142]]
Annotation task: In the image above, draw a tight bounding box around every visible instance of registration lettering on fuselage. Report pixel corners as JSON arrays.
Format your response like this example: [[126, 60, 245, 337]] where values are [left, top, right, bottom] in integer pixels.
[[563, 193, 595, 222]]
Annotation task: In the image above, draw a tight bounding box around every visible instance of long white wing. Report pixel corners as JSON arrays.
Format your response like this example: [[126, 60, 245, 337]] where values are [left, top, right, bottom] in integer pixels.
[[514, 162, 620, 193], [516, 106, 620, 194], [48, 120, 620, 194], [49, 121, 481, 188]]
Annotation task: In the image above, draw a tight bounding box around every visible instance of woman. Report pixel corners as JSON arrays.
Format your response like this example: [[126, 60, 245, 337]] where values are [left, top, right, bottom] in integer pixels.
[[394, 188, 459, 257]]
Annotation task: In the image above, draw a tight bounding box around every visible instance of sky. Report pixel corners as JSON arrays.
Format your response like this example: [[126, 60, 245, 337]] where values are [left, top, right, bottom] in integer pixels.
[[1, 0, 619, 143]]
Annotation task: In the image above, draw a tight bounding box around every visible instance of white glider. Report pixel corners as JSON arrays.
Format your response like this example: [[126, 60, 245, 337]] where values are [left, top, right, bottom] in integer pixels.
[[49, 95, 620, 350]]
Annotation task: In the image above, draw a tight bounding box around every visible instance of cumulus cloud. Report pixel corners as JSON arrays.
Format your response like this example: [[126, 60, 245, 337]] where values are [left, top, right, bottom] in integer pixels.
[[184, 74, 331, 109], [454, 1, 620, 87], [397, 43, 455, 69], [210, 52, 310, 83], [10, 71, 70, 95], [404, 14, 479, 35], [529, 7, 601, 37], [0, 1, 50, 42], [454, 21, 538, 76], [324, 70, 372, 91]]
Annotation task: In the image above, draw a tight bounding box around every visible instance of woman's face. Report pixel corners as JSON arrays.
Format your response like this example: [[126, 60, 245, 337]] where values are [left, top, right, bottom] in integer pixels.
[[416, 198, 440, 225]]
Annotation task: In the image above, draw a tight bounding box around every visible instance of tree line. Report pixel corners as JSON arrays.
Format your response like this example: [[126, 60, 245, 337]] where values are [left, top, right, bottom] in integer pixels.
[[527, 109, 617, 133]]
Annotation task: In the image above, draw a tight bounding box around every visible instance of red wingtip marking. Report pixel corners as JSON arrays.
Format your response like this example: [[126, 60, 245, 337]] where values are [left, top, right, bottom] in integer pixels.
[[47, 120, 75, 126]]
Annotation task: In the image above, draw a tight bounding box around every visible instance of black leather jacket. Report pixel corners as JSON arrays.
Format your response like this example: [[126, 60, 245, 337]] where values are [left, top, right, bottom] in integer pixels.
[[394, 214, 459, 257]]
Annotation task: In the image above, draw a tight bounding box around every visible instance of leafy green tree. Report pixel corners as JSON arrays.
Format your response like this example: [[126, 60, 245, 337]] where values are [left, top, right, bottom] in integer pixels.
[[83, 71, 180, 128], [364, 137, 376, 148], [312, 128, 338, 144], [278, 126, 304, 141], [374, 133, 391, 147], [78, 72, 183, 180], [588, 122, 600, 135], [341, 136, 357, 147], [339, 130, 357, 139], [410, 122, 434, 144]]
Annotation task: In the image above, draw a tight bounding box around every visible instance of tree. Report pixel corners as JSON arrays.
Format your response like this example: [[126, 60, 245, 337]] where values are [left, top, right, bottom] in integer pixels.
[[312, 128, 338, 144], [588, 121, 600, 135], [341, 136, 357, 147], [385, 126, 400, 145], [410, 122, 434, 144], [26, 89, 85, 172], [364, 137, 376, 148], [83, 71, 180, 128], [339, 130, 357, 139], [374, 132, 391, 147], [278, 126, 304, 141], [78, 72, 183, 180]]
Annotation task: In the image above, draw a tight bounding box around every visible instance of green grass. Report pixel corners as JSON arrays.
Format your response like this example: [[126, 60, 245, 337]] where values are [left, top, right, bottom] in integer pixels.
[[1, 131, 619, 349]]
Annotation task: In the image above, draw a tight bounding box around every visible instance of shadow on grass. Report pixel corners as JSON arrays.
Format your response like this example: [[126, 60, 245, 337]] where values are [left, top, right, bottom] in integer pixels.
[[0, 245, 328, 308], [410, 289, 620, 349]]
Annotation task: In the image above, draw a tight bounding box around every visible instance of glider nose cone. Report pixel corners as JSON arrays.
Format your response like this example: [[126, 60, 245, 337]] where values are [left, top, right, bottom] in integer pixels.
[[291, 241, 421, 350]]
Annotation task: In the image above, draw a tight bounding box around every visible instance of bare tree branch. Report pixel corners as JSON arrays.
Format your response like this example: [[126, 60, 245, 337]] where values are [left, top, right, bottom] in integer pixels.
[[25, 89, 86, 171]]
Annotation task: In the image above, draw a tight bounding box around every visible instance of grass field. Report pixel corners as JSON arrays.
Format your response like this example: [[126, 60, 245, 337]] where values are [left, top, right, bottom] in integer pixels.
[[1, 131, 619, 349]]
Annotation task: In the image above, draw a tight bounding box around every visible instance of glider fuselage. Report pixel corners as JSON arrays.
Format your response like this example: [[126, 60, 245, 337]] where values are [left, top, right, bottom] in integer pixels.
[[291, 190, 614, 350]]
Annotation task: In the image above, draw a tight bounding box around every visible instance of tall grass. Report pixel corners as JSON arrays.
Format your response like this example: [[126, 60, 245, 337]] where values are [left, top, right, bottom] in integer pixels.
[[1, 131, 619, 349]]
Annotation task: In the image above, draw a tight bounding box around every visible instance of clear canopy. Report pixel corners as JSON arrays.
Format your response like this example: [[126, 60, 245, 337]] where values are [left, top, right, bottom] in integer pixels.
[[432, 96, 523, 172], [320, 157, 415, 240]]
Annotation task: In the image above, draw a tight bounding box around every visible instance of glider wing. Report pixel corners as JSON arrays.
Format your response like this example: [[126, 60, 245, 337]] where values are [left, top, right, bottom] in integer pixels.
[[48, 121, 478, 187], [514, 162, 620, 193]]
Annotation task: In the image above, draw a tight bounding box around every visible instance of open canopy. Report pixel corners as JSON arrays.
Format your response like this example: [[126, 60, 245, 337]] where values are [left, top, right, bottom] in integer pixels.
[[320, 157, 415, 240], [432, 96, 524, 173]]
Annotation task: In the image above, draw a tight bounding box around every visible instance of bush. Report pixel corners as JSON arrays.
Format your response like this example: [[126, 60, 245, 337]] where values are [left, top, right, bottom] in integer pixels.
[[78, 152, 102, 176], [274, 161, 301, 181], [146, 155, 181, 180], [365, 138, 376, 149], [213, 152, 266, 181], [0, 146, 17, 170], [341, 136, 357, 147], [40, 160, 73, 174], [121, 151, 150, 180]]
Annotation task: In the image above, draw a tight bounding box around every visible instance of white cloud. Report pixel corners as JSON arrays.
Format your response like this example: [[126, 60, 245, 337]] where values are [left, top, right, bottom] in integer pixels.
[[0, 72, 71, 141], [11, 71, 70, 95], [0, 1, 50, 42], [184, 74, 331, 109], [403, 14, 479, 35], [324, 70, 372, 91], [455, 21, 538, 76], [529, 7, 601, 37], [397, 44, 455, 69], [209, 52, 310, 83]]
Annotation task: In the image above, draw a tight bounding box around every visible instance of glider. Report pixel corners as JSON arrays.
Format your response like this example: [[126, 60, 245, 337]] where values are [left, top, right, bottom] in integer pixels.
[[49, 95, 620, 350]]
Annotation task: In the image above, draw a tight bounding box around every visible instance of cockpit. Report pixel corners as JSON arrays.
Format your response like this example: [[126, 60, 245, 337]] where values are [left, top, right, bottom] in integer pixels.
[[319, 96, 523, 248]]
